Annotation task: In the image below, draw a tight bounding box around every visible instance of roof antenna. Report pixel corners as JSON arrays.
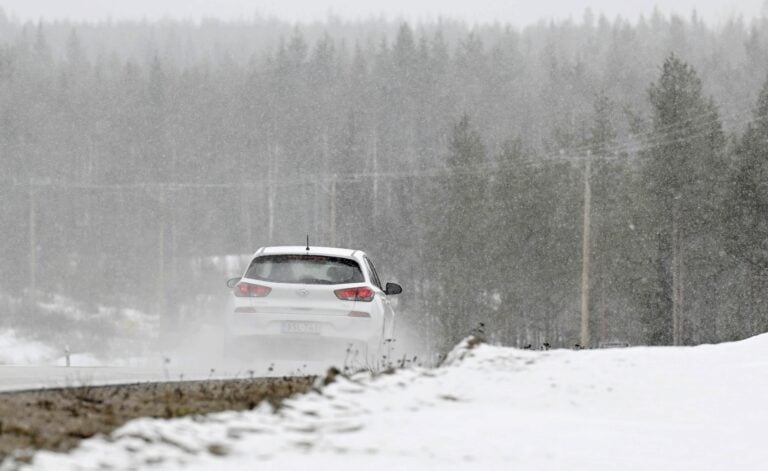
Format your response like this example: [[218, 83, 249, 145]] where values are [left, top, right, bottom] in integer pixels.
[[306, 234, 310, 252]]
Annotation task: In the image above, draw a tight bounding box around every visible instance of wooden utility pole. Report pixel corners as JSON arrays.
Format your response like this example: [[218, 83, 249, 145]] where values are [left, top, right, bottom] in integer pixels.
[[157, 192, 166, 317], [330, 175, 337, 247], [671, 202, 684, 346], [371, 130, 379, 222], [580, 153, 592, 348], [28, 183, 37, 306], [267, 144, 277, 242], [241, 185, 253, 249]]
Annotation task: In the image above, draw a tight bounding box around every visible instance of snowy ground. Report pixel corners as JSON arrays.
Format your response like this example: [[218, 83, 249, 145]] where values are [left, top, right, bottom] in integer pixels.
[[7, 334, 768, 470], [1, 293, 160, 366], [0, 328, 116, 369]]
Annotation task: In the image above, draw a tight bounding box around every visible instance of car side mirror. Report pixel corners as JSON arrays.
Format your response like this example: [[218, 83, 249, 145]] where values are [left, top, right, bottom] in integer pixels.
[[226, 277, 241, 289], [385, 282, 402, 296]]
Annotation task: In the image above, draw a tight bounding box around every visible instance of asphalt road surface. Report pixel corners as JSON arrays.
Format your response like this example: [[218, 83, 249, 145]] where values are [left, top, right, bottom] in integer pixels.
[[0, 360, 333, 392], [0, 365, 232, 392]]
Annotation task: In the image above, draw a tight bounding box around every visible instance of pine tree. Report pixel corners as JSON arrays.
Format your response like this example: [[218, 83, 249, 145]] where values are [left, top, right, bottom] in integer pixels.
[[723, 75, 768, 334], [641, 54, 726, 345], [726, 76, 768, 274], [426, 115, 489, 350], [585, 93, 646, 345], [489, 137, 540, 346]]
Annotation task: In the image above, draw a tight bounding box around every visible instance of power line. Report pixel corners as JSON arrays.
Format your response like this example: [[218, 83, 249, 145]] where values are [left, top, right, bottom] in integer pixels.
[[2, 99, 757, 192]]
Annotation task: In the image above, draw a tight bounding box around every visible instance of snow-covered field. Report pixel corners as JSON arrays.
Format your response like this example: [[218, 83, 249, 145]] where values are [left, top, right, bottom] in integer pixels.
[[9, 334, 768, 470], [0, 331, 56, 365], [0, 294, 165, 374], [0, 329, 109, 368]]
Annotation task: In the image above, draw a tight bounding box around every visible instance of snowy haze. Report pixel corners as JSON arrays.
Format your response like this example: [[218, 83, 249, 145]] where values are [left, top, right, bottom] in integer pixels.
[[0, 0, 766, 25], [2, 0, 768, 364]]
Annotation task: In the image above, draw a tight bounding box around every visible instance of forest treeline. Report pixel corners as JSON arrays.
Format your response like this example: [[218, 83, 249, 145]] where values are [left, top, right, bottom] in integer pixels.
[[1, 9, 768, 352]]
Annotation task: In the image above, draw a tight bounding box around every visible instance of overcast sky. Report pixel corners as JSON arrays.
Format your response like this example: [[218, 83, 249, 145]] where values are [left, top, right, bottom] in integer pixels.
[[0, 0, 766, 26]]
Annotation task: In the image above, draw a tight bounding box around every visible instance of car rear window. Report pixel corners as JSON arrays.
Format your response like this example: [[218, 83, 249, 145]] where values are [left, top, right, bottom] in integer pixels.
[[244, 254, 365, 285]]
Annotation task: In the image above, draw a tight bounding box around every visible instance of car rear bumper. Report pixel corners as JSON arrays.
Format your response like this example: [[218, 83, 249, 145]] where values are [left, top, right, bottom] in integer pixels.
[[226, 335, 370, 363], [227, 311, 380, 343]]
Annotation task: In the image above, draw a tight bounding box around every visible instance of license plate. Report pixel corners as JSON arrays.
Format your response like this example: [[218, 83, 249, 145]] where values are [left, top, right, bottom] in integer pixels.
[[281, 321, 321, 335]]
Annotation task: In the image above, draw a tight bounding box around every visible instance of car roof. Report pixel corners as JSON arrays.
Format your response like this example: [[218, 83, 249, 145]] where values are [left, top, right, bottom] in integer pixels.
[[254, 246, 363, 259]]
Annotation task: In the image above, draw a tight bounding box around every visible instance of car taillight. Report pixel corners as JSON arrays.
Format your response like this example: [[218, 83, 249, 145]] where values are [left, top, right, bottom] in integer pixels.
[[234, 282, 272, 297], [334, 286, 375, 302]]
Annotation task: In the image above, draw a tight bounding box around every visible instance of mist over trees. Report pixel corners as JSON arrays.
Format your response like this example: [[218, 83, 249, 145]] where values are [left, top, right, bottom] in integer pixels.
[[1, 8, 768, 353]]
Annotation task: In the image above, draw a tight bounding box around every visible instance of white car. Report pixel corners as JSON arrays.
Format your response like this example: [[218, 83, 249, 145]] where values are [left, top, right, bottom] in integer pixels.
[[226, 246, 402, 367]]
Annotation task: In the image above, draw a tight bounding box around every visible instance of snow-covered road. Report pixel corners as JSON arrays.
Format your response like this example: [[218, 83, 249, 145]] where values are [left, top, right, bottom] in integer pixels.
[[7, 334, 768, 470]]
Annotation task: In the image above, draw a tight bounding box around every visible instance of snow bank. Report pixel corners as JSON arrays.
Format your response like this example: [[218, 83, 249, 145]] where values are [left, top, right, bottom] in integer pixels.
[[0, 330, 56, 365], [37, 295, 159, 337], [10, 334, 768, 470], [5, 293, 160, 365]]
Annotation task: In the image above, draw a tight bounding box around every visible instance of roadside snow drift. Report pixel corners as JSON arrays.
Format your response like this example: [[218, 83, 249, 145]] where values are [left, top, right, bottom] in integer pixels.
[[9, 334, 768, 470]]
